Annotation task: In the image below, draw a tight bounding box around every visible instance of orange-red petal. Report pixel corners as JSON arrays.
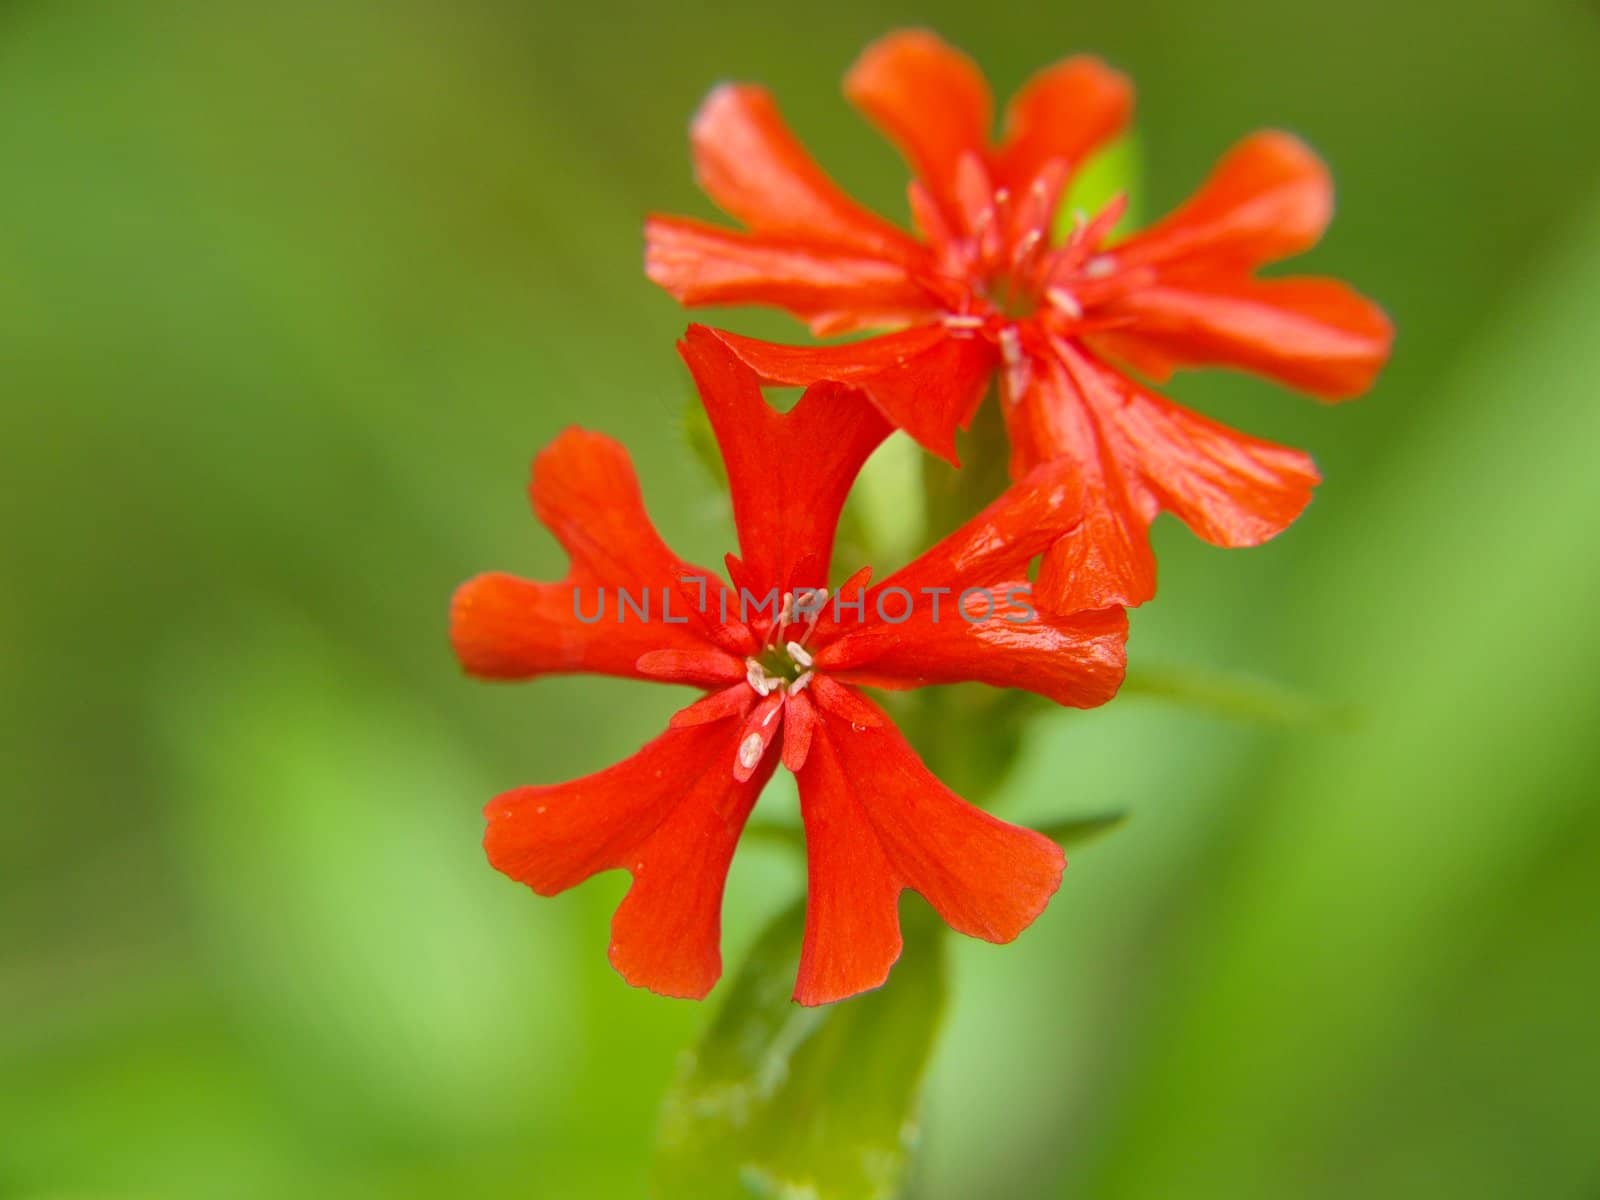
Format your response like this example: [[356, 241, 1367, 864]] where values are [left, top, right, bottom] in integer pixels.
[[644, 216, 931, 333], [689, 83, 920, 260], [993, 55, 1133, 195], [1110, 131, 1333, 273], [816, 594, 1127, 709], [845, 30, 993, 228], [999, 350, 1159, 609], [483, 717, 772, 1000], [878, 457, 1089, 596], [792, 699, 1065, 1005], [1057, 341, 1322, 549], [702, 324, 996, 465], [450, 429, 722, 681], [678, 325, 891, 597], [1096, 276, 1394, 400]]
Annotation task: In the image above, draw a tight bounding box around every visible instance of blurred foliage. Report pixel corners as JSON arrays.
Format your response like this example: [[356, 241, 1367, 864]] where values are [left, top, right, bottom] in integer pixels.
[[654, 901, 946, 1200], [3, 1, 1600, 1199], [655, 822, 1122, 1198]]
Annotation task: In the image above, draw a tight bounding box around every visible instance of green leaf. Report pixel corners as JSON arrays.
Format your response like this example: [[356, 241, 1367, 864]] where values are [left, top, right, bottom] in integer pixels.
[[653, 900, 947, 1200], [1121, 664, 1352, 729]]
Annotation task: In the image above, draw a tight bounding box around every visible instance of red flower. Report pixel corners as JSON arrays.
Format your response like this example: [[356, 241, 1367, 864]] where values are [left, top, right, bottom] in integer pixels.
[[645, 29, 1393, 607], [451, 327, 1127, 1005]]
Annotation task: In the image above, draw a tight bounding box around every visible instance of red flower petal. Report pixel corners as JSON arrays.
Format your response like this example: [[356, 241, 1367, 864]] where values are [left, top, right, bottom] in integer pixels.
[[781, 688, 817, 772], [635, 648, 747, 687], [450, 429, 720, 681], [1034, 493, 1157, 612], [702, 324, 995, 465], [1110, 131, 1333, 273], [809, 672, 885, 728], [993, 55, 1133, 196], [644, 216, 932, 335], [689, 83, 921, 260], [679, 325, 891, 597], [816, 595, 1127, 709], [1057, 340, 1322, 549], [484, 718, 772, 1000], [875, 457, 1089, 597], [792, 699, 1065, 1005], [844, 30, 993, 228], [814, 459, 1126, 702], [999, 352, 1159, 609], [669, 683, 753, 729], [1096, 277, 1394, 400]]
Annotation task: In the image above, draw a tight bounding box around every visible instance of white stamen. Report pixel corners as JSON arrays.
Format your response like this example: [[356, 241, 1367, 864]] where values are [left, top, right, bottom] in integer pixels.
[[1084, 254, 1116, 279], [1012, 229, 1042, 262], [790, 587, 826, 630], [785, 640, 814, 668], [790, 670, 813, 694], [745, 657, 780, 696], [797, 589, 829, 644], [999, 325, 1024, 369], [761, 704, 781, 727], [1047, 286, 1083, 318], [941, 313, 984, 330], [738, 732, 765, 770]]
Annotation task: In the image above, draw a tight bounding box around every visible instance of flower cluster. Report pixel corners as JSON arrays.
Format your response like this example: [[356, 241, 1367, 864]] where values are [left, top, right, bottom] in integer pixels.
[[452, 31, 1389, 1004]]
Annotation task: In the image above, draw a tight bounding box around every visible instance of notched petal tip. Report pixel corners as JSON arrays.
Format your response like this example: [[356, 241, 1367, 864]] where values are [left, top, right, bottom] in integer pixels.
[[791, 930, 902, 1007], [790, 707, 1069, 1003], [609, 932, 720, 1001]]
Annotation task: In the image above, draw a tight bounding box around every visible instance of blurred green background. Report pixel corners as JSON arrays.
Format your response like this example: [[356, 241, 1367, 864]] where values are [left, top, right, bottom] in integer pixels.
[[4, 1, 1599, 1197]]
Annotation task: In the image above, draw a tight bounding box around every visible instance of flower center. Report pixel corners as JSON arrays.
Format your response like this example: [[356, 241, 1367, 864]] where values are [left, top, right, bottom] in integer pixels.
[[732, 594, 824, 780], [741, 588, 825, 699], [745, 638, 814, 697], [988, 271, 1041, 320], [936, 190, 1132, 335]]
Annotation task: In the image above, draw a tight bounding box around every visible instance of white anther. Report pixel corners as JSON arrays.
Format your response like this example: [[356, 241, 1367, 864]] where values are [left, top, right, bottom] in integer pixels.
[[999, 325, 1024, 369], [745, 658, 780, 696], [1084, 254, 1116, 279], [790, 670, 813, 694], [738, 732, 765, 770], [941, 313, 984, 330], [1046, 286, 1083, 318], [1012, 229, 1042, 262], [785, 640, 814, 668], [796, 591, 829, 647]]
